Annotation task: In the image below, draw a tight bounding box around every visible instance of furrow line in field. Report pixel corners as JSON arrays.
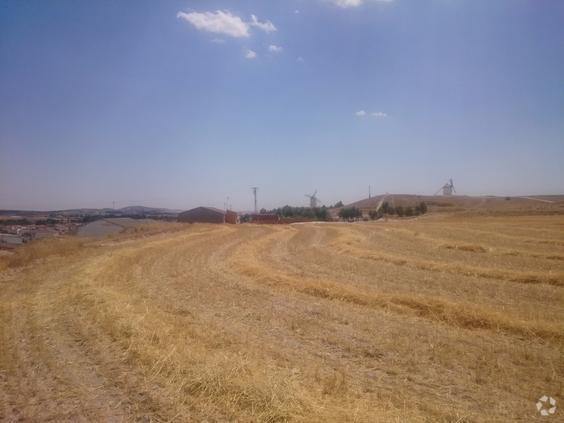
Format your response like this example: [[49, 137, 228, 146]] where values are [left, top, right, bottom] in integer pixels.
[[50, 225, 311, 421], [329, 227, 564, 287], [359, 224, 564, 262], [226, 226, 564, 341]]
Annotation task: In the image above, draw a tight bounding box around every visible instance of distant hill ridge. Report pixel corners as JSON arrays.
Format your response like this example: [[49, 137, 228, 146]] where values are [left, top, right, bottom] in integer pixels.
[[348, 194, 564, 215], [0, 206, 181, 216]]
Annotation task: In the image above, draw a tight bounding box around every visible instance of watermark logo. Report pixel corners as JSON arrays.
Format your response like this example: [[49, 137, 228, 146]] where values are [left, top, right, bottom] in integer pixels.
[[536, 395, 557, 416]]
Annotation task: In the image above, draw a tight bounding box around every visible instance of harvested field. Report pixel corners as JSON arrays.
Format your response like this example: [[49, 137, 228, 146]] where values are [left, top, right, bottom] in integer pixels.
[[1, 215, 563, 421]]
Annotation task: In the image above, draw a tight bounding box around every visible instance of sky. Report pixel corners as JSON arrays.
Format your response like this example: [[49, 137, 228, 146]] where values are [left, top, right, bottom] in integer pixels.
[[1, 0, 563, 211]]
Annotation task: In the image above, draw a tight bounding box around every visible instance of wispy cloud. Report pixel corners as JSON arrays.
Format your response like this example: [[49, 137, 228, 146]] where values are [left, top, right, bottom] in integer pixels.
[[177, 10, 250, 38], [332, 0, 394, 9], [245, 49, 257, 59], [356, 110, 388, 118], [249, 14, 277, 33], [268, 44, 283, 53], [334, 0, 363, 7]]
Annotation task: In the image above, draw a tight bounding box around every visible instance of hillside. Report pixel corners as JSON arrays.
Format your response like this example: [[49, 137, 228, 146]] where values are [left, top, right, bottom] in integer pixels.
[[349, 194, 564, 215], [1, 215, 562, 421]]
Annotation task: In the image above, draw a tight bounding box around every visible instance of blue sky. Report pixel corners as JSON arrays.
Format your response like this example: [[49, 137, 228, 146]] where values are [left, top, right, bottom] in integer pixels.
[[1, 0, 563, 211]]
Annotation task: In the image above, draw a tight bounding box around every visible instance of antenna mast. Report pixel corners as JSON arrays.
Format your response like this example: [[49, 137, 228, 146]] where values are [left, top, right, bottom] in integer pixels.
[[251, 187, 258, 213]]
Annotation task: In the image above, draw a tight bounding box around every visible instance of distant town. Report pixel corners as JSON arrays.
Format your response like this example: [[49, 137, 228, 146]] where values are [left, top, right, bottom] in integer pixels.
[[3, 189, 563, 250], [0, 193, 420, 247], [0, 206, 178, 248]]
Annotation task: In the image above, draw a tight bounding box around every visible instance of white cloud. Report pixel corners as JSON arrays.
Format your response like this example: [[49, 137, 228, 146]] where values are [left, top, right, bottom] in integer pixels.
[[177, 10, 278, 49], [356, 110, 388, 118], [177, 10, 250, 38], [332, 0, 394, 8], [297, 56, 305, 62], [268, 44, 283, 53], [249, 14, 277, 33], [245, 49, 257, 59], [334, 0, 363, 7]]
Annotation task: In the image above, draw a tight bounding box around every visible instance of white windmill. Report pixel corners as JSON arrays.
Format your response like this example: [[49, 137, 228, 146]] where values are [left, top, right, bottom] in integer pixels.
[[305, 189, 320, 208], [435, 179, 456, 196]]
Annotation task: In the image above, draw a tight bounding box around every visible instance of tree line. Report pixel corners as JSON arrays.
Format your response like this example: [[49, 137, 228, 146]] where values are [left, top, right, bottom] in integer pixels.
[[248, 200, 428, 223], [265, 205, 329, 221], [339, 201, 428, 221]]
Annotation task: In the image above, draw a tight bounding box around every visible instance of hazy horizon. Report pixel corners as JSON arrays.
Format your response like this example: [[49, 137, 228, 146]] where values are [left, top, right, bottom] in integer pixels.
[[2, 0, 563, 211], [2, 191, 564, 213]]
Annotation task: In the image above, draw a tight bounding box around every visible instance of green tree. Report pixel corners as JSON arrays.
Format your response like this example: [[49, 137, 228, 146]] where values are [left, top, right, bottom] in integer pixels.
[[315, 206, 328, 221], [339, 207, 362, 220], [271, 205, 329, 221], [419, 201, 428, 214]]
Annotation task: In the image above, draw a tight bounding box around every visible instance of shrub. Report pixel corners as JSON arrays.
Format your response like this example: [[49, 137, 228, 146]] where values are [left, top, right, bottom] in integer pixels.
[[369, 210, 382, 220], [339, 207, 362, 220], [268, 205, 329, 221], [413, 202, 428, 215], [418, 202, 428, 214]]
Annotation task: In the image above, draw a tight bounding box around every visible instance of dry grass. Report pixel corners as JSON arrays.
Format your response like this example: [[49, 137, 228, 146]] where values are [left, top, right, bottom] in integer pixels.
[[0, 236, 84, 270], [1, 216, 563, 421]]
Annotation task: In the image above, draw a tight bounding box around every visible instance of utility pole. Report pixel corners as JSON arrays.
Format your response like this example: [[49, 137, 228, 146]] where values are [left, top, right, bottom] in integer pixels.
[[251, 187, 258, 213], [369, 185, 371, 199]]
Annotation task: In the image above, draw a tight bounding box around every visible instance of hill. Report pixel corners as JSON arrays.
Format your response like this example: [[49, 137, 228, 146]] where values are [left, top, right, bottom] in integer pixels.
[[0, 206, 180, 218], [348, 194, 564, 215]]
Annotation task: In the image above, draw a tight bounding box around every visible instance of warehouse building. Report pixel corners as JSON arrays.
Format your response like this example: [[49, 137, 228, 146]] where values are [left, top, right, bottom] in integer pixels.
[[178, 207, 238, 224]]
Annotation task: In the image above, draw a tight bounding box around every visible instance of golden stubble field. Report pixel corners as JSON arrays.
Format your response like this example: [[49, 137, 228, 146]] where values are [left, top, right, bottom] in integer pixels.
[[1, 214, 563, 422]]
